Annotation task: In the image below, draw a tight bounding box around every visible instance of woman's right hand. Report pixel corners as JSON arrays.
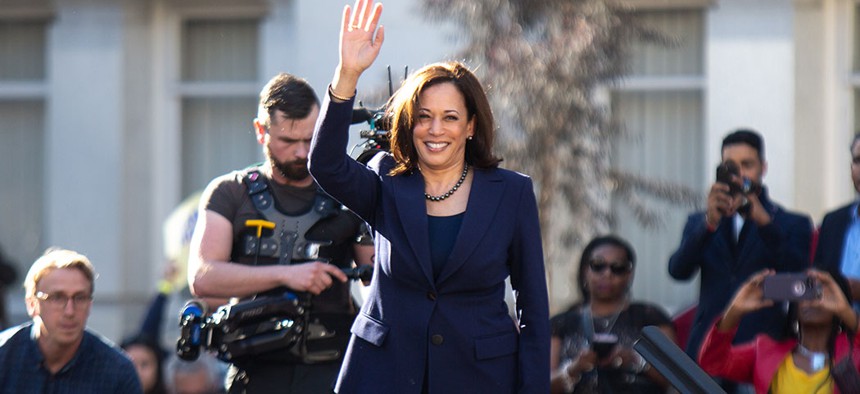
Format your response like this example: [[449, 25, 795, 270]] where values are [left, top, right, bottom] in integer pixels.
[[332, 0, 385, 97], [718, 269, 775, 331], [566, 348, 598, 378]]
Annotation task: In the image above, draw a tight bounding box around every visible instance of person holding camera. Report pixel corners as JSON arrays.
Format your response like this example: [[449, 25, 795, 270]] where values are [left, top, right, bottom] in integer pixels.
[[187, 72, 375, 393], [813, 134, 860, 310], [550, 235, 675, 394], [308, 1, 550, 392], [699, 269, 860, 394], [668, 129, 813, 370]]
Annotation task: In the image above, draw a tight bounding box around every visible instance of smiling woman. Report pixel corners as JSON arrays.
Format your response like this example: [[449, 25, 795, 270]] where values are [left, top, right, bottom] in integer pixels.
[[307, 1, 550, 392]]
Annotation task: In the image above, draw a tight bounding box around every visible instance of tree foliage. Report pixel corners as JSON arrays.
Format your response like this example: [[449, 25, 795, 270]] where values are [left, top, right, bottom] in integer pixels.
[[420, 0, 699, 307]]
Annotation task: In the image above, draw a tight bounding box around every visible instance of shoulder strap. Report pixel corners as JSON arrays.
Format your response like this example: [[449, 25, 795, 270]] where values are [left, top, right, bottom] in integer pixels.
[[581, 305, 594, 341], [240, 170, 340, 265]]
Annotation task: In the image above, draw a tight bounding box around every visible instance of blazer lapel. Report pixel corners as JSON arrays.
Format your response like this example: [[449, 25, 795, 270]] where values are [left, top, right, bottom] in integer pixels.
[[392, 171, 435, 285], [437, 168, 504, 285]]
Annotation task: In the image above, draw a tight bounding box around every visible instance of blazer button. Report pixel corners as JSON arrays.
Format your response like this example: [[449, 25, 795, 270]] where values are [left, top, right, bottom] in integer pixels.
[[431, 334, 444, 345], [426, 291, 437, 301]]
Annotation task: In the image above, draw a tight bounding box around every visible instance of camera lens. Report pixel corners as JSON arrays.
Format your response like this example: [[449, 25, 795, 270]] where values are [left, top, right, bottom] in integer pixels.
[[791, 281, 807, 297]]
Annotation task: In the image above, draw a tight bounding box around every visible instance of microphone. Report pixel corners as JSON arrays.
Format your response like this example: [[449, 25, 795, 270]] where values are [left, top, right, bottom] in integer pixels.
[[176, 300, 206, 361]]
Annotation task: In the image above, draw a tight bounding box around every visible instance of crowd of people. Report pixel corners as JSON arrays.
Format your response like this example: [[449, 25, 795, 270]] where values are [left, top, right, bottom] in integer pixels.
[[4, 0, 860, 393]]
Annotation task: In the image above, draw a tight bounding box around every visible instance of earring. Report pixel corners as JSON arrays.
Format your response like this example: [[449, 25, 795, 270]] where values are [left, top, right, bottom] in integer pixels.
[[467, 135, 473, 140]]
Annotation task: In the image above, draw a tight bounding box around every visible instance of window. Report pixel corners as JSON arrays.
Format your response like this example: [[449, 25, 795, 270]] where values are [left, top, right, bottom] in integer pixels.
[[611, 9, 706, 314], [0, 19, 49, 275], [179, 19, 261, 197]]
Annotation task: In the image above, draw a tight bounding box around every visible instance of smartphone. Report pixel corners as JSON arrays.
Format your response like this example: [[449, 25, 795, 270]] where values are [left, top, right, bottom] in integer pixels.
[[762, 273, 821, 301], [591, 333, 618, 360]]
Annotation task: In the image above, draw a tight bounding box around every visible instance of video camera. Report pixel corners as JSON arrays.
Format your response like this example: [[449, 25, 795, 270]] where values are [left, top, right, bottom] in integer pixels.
[[349, 66, 406, 164], [176, 265, 373, 363]]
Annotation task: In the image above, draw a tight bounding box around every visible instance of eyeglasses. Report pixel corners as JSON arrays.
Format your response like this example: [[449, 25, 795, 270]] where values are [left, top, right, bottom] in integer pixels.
[[35, 291, 92, 309], [588, 260, 633, 275]]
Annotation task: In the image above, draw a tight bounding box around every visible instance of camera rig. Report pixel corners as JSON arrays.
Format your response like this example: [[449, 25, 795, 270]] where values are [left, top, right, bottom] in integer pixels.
[[349, 65, 405, 163], [176, 265, 373, 363]]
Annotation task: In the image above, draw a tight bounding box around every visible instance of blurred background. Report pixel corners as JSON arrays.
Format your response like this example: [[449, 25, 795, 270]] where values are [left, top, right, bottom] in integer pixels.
[[0, 0, 857, 347]]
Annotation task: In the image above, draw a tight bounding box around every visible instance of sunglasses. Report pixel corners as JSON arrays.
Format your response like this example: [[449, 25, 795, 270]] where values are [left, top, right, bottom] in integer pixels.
[[588, 260, 633, 275]]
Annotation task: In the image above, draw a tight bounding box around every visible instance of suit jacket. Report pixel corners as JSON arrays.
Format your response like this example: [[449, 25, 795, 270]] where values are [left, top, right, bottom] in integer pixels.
[[698, 321, 860, 394], [668, 191, 812, 360], [309, 95, 550, 394], [813, 202, 855, 273]]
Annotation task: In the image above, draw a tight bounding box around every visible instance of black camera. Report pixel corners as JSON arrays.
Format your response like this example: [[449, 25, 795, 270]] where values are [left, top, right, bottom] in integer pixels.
[[351, 105, 391, 165], [762, 273, 821, 301], [176, 292, 306, 363], [349, 66, 404, 164], [177, 266, 373, 363], [715, 161, 759, 195]]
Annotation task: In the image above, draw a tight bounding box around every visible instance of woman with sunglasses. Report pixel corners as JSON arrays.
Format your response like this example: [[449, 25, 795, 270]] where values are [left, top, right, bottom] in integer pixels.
[[550, 235, 675, 393], [698, 269, 860, 394]]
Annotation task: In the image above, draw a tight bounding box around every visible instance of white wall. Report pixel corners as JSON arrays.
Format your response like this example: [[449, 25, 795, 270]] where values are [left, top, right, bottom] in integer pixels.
[[43, 0, 131, 339], [707, 0, 797, 206]]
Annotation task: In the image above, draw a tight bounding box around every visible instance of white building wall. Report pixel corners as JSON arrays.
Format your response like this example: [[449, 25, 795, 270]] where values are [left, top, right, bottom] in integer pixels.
[[44, 0, 132, 339], [6, 0, 860, 340], [707, 0, 797, 206]]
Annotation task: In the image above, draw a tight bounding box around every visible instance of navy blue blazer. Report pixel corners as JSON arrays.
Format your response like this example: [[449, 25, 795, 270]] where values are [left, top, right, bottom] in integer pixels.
[[668, 189, 812, 360], [309, 95, 550, 394], [813, 202, 855, 273]]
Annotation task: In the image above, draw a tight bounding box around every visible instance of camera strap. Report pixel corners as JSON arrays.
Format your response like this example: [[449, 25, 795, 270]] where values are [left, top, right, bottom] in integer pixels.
[[242, 170, 339, 265]]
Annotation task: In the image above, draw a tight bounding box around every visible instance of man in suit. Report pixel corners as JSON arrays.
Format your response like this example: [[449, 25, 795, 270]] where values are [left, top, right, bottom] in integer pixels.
[[668, 129, 812, 365], [814, 134, 860, 306]]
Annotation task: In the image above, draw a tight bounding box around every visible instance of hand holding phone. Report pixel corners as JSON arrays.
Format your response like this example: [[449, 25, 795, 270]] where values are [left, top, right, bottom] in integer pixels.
[[762, 273, 821, 301], [591, 333, 618, 360]]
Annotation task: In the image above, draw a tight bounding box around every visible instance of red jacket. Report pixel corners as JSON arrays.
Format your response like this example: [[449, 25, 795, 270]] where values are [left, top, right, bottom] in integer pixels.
[[698, 320, 860, 394]]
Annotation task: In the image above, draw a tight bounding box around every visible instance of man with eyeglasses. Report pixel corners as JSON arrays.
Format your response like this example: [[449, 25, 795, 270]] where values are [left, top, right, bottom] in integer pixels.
[[814, 134, 860, 310], [668, 129, 812, 391], [0, 248, 142, 393]]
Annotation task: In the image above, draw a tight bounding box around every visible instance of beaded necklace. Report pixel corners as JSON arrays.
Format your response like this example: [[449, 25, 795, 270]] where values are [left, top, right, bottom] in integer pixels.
[[424, 164, 469, 202]]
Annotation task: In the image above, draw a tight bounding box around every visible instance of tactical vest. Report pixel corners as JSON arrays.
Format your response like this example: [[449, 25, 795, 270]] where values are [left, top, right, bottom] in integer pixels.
[[235, 170, 340, 268], [229, 170, 353, 365]]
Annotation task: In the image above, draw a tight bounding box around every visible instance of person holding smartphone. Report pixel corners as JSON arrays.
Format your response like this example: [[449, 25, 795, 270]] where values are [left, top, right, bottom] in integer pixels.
[[699, 269, 860, 394], [550, 235, 675, 393]]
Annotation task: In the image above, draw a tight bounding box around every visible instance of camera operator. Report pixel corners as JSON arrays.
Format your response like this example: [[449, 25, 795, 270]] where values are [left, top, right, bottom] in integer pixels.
[[188, 72, 374, 394], [668, 129, 812, 392]]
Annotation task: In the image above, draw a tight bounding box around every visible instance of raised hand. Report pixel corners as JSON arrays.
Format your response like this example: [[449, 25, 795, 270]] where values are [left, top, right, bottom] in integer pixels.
[[705, 182, 736, 228], [718, 269, 775, 330], [332, 0, 384, 98], [810, 270, 848, 309]]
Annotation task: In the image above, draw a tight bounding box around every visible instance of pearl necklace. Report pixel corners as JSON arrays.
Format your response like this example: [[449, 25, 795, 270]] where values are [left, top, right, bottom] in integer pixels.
[[425, 164, 469, 202]]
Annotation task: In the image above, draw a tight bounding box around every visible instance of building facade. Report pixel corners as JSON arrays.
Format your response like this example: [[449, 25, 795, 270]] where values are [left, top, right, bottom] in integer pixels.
[[0, 0, 858, 339]]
